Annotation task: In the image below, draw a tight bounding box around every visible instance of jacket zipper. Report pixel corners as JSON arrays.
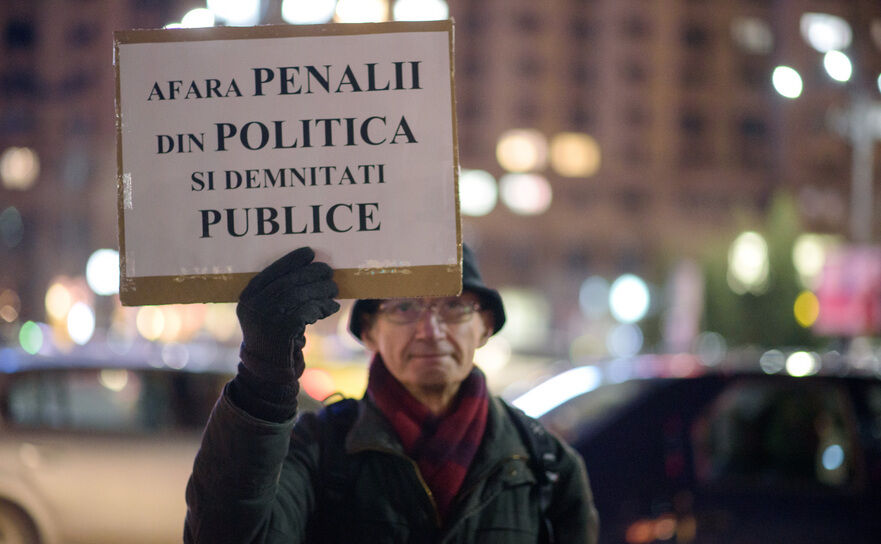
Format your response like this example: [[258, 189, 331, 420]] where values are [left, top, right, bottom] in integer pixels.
[[351, 446, 443, 527]]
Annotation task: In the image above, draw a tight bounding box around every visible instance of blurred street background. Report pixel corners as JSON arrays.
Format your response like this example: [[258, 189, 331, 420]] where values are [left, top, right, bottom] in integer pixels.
[[3, 2, 881, 543], [4, 0, 881, 392]]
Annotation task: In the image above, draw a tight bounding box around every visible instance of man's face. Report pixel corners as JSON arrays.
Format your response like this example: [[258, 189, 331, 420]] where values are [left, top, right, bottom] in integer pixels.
[[361, 292, 493, 396]]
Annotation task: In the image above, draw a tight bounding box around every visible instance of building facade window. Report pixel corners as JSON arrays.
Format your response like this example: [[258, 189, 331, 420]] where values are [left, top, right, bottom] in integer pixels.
[[682, 57, 710, 87], [679, 111, 713, 166], [569, 17, 597, 41], [515, 10, 543, 34], [682, 22, 711, 49], [570, 61, 598, 86], [515, 99, 540, 123], [736, 115, 769, 170], [570, 106, 594, 130], [621, 15, 651, 40], [621, 60, 649, 83], [624, 104, 650, 128], [4, 20, 35, 49], [66, 22, 100, 48], [0, 107, 37, 135], [517, 55, 544, 78], [0, 69, 39, 97]]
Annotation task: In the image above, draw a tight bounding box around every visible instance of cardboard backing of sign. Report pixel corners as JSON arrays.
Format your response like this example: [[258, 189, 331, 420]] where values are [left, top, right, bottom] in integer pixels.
[[114, 21, 460, 306]]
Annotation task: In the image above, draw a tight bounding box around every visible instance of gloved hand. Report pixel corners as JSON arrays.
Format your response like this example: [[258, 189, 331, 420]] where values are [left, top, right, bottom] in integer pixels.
[[235, 246, 340, 384]]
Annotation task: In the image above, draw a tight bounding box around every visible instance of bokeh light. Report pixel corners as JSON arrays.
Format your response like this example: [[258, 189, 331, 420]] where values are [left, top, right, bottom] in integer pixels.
[[204, 303, 240, 343], [822, 444, 845, 471], [823, 50, 853, 82], [162, 343, 191, 370], [626, 520, 655, 544], [45, 282, 73, 321], [499, 173, 552, 215], [759, 349, 786, 374], [497, 288, 551, 350], [0, 147, 40, 190], [335, 0, 388, 23], [793, 234, 835, 288], [281, 0, 337, 24], [19, 321, 43, 354], [86, 249, 120, 296], [207, 0, 261, 26], [695, 331, 727, 366], [136, 306, 165, 341], [474, 336, 512, 375], [159, 307, 183, 343], [772, 66, 803, 99], [800, 13, 852, 53], [301, 368, 336, 400], [180, 8, 216, 28], [609, 274, 650, 324], [0, 289, 21, 322], [579, 276, 610, 318], [794, 290, 820, 327], [67, 302, 95, 345], [393, 0, 448, 21], [496, 129, 548, 173], [99, 369, 129, 392], [728, 231, 769, 294], [549, 132, 601, 177], [459, 169, 498, 216], [786, 351, 820, 377], [606, 323, 643, 358], [731, 17, 773, 54]]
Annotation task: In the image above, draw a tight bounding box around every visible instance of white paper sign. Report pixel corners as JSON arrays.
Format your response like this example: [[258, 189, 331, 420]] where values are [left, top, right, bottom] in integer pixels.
[[115, 22, 461, 305]]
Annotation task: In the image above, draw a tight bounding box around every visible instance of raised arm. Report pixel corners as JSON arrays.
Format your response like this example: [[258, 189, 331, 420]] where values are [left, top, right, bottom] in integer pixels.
[[184, 247, 339, 543]]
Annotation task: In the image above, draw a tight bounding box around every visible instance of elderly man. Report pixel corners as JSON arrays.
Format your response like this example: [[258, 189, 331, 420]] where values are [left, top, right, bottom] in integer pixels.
[[185, 245, 598, 543]]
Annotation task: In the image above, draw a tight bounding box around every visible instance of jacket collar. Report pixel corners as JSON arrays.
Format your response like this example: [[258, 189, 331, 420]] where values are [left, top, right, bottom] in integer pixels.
[[345, 396, 403, 455]]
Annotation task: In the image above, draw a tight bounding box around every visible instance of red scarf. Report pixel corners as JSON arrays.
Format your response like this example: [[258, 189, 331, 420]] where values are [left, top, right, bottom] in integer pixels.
[[366, 355, 489, 522]]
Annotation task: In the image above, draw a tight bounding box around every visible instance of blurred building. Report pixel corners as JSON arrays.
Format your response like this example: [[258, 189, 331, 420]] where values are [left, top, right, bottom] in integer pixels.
[[451, 0, 881, 321], [2, 0, 881, 356], [0, 1, 179, 329]]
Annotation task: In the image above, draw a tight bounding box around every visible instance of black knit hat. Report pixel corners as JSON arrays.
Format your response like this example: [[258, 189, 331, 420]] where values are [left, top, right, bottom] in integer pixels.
[[347, 244, 506, 340]]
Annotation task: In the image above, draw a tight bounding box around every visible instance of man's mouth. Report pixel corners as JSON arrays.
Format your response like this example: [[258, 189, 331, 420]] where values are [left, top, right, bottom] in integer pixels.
[[410, 348, 453, 358]]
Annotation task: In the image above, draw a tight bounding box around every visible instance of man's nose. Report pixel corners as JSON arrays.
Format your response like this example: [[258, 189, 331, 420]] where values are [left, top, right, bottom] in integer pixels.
[[413, 306, 445, 338]]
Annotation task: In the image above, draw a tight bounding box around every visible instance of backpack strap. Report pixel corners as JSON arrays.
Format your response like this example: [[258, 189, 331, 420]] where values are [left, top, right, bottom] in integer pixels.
[[307, 397, 360, 540], [317, 397, 359, 496], [503, 402, 559, 544]]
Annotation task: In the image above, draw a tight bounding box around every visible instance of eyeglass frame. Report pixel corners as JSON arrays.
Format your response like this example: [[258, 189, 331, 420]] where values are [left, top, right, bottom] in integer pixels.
[[375, 296, 484, 325]]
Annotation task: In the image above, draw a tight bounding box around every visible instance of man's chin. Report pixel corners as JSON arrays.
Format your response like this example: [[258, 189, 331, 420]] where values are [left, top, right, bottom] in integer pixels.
[[409, 359, 456, 382]]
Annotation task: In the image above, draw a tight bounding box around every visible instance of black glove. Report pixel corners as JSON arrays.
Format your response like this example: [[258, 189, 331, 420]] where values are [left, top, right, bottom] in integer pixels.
[[230, 247, 340, 420]]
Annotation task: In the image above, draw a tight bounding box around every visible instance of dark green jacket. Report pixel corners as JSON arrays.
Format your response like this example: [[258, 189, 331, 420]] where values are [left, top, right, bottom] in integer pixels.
[[185, 387, 599, 543]]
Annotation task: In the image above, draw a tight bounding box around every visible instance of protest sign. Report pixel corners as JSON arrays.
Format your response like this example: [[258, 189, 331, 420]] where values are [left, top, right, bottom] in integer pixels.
[[114, 21, 460, 305]]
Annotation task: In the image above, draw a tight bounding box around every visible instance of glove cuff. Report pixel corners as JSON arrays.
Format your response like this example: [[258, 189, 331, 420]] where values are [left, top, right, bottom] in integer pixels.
[[229, 362, 300, 422]]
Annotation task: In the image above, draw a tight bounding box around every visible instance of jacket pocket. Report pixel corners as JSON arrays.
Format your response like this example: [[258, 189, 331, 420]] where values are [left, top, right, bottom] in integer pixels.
[[471, 460, 541, 543]]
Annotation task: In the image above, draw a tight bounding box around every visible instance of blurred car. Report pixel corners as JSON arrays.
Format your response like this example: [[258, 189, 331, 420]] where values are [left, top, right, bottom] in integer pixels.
[[0, 344, 320, 544], [530, 357, 881, 544]]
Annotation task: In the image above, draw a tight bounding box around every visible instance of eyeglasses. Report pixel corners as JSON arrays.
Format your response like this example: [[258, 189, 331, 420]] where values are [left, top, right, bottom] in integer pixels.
[[377, 297, 482, 324]]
